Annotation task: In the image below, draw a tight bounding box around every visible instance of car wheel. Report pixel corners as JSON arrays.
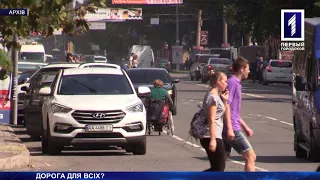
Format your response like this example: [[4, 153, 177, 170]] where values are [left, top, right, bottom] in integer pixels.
[[262, 77, 268, 85], [41, 117, 48, 154], [172, 105, 177, 115], [47, 121, 63, 155], [132, 137, 146, 155], [125, 145, 133, 153], [294, 133, 307, 159], [309, 134, 320, 161]]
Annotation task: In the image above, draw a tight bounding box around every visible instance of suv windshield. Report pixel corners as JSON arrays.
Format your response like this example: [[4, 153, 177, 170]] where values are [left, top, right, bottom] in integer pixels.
[[270, 61, 292, 68], [58, 74, 133, 95], [209, 58, 232, 65], [126, 70, 171, 84]]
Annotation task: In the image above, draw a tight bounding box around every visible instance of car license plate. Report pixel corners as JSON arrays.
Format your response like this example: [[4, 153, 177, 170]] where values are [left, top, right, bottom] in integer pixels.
[[85, 125, 113, 132]]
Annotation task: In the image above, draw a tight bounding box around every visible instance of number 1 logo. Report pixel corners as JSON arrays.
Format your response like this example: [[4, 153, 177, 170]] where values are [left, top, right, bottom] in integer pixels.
[[281, 9, 304, 41]]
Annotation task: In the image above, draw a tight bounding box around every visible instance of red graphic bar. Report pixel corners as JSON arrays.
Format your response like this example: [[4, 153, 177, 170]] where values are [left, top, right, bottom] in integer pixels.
[[112, 0, 182, 4]]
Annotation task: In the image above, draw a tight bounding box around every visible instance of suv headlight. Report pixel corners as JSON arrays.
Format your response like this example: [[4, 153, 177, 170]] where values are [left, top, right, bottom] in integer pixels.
[[126, 103, 143, 112], [51, 103, 72, 113], [168, 90, 172, 95]]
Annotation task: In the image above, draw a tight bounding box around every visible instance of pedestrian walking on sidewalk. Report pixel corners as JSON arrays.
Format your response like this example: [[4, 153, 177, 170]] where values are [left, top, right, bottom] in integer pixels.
[[200, 71, 229, 172], [223, 56, 257, 172]]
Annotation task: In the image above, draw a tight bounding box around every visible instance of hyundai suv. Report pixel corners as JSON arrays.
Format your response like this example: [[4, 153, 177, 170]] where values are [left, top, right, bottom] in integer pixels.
[[38, 68, 150, 155]]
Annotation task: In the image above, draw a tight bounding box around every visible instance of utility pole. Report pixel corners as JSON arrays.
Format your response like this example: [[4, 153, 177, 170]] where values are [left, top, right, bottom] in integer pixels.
[[11, 34, 18, 126], [175, 5, 180, 46], [196, 9, 202, 47], [222, 17, 228, 45]]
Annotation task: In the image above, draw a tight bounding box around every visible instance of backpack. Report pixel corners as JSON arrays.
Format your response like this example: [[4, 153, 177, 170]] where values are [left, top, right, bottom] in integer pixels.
[[189, 105, 207, 139], [147, 99, 165, 121]]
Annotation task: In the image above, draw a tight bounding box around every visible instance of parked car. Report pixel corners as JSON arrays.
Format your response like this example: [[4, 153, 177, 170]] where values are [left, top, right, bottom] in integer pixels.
[[189, 54, 220, 81], [201, 58, 233, 83], [125, 68, 179, 115], [292, 18, 320, 162], [39, 68, 150, 155], [17, 62, 47, 124], [262, 59, 292, 86]]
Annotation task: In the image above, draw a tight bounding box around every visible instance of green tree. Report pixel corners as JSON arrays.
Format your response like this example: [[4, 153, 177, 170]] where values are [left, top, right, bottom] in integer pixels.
[[0, 0, 106, 47]]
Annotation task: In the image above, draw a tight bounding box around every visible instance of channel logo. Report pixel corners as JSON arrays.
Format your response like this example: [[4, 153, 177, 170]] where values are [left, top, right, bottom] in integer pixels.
[[281, 9, 305, 41]]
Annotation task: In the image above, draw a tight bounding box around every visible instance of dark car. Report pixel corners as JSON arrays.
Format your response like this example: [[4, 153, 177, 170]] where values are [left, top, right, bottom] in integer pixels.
[[125, 68, 179, 115], [154, 57, 171, 71]]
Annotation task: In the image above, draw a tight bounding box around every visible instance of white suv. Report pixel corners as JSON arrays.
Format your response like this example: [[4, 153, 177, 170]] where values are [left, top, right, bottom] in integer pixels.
[[38, 68, 150, 155]]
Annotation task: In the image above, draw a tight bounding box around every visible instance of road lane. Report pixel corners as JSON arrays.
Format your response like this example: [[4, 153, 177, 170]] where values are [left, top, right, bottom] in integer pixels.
[[170, 74, 319, 171], [13, 73, 319, 172], [13, 127, 244, 171]]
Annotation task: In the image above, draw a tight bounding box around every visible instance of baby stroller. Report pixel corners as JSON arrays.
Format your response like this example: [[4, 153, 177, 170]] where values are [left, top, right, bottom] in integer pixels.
[[146, 99, 174, 136]]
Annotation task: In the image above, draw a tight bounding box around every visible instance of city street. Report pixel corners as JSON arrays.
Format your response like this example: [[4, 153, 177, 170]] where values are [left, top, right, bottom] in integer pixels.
[[13, 73, 320, 172]]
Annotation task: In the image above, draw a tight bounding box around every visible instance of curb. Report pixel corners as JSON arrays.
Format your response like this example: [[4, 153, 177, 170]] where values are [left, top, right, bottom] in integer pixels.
[[0, 125, 30, 170]]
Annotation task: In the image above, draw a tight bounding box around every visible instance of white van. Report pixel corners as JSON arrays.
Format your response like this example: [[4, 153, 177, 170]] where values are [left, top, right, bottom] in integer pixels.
[[130, 45, 154, 68], [20, 43, 45, 62]]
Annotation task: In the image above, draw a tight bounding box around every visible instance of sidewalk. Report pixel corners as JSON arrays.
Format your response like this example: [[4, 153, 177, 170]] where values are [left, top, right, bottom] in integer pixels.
[[0, 124, 30, 170]]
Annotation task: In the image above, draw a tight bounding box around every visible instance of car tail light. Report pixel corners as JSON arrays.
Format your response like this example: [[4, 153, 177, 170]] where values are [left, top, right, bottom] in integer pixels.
[[229, 66, 233, 71], [267, 66, 271, 72], [208, 65, 212, 70]]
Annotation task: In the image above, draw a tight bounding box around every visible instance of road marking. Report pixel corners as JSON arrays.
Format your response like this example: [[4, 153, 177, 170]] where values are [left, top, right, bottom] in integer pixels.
[[172, 135, 183, 141], [44, 162, 51, 167], [162, 131, 269, 171], [265, 116, 278, 121], [189, 100, 194, 102], [197, 84, 209, 88], [280, 121, 293, 126]]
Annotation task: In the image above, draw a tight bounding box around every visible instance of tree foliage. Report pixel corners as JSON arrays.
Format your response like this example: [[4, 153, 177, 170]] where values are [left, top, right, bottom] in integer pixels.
[[0, 0, 106, 47]]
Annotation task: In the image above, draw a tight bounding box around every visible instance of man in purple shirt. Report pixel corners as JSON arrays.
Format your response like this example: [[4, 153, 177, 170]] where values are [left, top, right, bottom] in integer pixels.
[[223, 57, 257, 172]]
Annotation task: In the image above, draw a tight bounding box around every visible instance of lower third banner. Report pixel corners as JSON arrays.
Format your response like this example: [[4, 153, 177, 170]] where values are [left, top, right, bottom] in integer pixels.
[[0, 172, 319, 180]]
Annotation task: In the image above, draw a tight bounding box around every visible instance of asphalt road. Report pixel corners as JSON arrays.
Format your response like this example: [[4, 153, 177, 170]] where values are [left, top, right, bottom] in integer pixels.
[[13, 73, 320, 172]]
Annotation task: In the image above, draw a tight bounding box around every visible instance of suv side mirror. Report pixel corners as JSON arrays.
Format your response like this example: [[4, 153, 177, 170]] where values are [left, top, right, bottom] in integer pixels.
[[39, 87, 52, 95], [295, 75, 307, 91]]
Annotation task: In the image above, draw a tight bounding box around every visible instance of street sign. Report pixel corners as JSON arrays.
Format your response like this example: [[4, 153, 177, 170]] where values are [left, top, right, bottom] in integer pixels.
[[150, 18, 159, 25], [172, 46, 183, 64], [200, 31, 208, 46]]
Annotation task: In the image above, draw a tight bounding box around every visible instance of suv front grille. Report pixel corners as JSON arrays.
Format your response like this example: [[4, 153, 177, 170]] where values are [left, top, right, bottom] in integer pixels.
[[72, 110, 126, 124]]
